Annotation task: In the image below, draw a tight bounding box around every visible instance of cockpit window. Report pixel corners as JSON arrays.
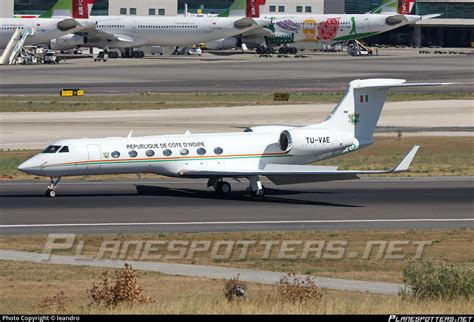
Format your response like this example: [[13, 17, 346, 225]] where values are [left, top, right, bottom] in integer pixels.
[[42, 145, 62, 153], [59, 146, 69, 153]]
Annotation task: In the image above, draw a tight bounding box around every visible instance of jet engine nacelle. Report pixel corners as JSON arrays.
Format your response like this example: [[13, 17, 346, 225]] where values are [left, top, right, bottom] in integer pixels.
[[50, 34, 88, 50], [278, 128, 355, 156], [205, 37, 241, 50]]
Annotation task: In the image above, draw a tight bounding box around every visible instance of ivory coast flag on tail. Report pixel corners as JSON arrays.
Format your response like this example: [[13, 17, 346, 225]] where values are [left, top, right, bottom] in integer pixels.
[[360, 95, 369, 103]]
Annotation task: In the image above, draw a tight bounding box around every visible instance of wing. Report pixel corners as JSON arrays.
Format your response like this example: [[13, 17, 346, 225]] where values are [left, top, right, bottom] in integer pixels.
[[178, 146, 420, 185], [240, 28, 274, 38]]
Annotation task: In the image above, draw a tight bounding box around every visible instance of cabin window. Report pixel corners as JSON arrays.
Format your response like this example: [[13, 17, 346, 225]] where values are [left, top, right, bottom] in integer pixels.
[[146, 150, 155, 157], [163, 149, 172, 157], [214, 147, 223, 155], [129, 150, 138, 158], [59, 146, 69, 153], [180, 148, 189, 156], [111, 151, 120, 158], [197, 148, 206, 156], [42, 145, 62, 153]]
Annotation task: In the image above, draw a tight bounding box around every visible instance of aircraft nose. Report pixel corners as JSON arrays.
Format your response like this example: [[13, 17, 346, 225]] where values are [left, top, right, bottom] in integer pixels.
[[17, 160, 33, 173], [17, 157, 45, 174]]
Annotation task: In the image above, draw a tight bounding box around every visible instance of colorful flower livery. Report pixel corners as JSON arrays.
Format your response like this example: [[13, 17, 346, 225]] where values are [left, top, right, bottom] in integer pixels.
[[269, 0, 435, 44]]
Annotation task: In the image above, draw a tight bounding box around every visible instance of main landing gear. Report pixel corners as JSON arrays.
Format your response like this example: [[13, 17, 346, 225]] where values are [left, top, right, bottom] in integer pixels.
[[207, 177, 265, 198], [45, 177, 61, 198]]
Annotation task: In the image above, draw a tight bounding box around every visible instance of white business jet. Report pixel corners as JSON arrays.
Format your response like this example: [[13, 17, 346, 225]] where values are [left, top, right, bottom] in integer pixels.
[[18, 79, 447, 198]]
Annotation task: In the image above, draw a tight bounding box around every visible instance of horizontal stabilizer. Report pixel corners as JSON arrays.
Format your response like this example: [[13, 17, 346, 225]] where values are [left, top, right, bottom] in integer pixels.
[[350, 79, 453, 89]]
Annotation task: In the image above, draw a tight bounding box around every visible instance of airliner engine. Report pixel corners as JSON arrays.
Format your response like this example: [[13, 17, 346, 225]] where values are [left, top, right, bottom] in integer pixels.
[[278, 128, 355, 156], [50, 34, 88, 49], [205, 37, 241, 50]]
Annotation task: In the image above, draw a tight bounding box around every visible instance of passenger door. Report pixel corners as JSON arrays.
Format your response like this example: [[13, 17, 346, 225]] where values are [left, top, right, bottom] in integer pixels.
[[87, 145, 101, 170]]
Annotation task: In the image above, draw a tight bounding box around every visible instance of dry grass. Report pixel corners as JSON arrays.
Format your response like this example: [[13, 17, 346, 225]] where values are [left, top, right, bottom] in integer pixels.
[[1, 136, 473, 179], [0, 229, 472, 284], [0, 260, 472, 314], [0, 92, 471, 113]]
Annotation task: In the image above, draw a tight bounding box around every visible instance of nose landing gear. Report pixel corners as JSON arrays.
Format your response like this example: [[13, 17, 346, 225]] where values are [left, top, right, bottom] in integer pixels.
[[45, 177, 62, 198]]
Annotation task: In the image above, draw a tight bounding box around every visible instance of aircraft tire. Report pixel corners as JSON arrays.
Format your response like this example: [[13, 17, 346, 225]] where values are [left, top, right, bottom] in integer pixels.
[[45, 189, 56, 198], [215, 182, 231, 194]]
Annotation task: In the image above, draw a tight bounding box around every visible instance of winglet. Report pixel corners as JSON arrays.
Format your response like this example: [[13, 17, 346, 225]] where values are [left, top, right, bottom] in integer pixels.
[[393, 145, 420, 172]]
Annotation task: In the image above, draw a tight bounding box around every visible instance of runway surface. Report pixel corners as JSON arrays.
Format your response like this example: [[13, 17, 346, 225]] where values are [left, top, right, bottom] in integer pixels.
[[1, 54, 473, 94], [1, 178, 472, 234]]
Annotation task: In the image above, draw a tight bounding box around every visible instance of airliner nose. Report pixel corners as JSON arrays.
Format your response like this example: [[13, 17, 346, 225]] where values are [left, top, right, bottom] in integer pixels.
[[17, 160, 32, 173], [17, 157, 44, 174]]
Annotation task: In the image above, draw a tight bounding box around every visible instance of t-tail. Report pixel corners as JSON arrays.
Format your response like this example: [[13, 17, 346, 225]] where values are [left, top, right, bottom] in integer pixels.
[[317, 79, 451, 149]]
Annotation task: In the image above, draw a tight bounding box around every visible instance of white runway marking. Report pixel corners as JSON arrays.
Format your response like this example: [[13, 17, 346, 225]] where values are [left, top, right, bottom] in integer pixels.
[[1, 218, 473, 229]]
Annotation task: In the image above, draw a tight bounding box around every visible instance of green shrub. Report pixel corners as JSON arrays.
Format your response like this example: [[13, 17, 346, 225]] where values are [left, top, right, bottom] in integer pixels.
[[401, 260, 474, 301]]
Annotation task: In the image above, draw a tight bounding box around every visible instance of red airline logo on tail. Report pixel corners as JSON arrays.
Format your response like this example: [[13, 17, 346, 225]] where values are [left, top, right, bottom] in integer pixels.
[[398, 0, 415, 14], [73, 0, 94, 19], [247, 0, 266, 18]]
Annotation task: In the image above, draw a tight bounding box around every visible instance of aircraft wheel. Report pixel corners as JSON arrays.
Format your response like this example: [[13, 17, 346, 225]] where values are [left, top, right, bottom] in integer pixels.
[[256, 47, 265, 55], [265, 47, 274, 55], [289, 47, 298, 54], [215, 182, 231, 194], [45, 189, 56, 198], [251, 186, 265, 198], [278, 47, 288, 54]]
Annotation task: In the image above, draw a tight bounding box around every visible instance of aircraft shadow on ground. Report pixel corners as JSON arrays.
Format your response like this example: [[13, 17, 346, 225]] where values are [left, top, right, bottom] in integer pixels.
[[134, 185, 361, 208], [0, 186, 361, 208]]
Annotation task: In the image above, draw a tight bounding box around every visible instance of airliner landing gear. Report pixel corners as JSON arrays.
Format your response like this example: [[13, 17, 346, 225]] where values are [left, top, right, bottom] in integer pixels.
[[215, 181, 232, 194], [248, 176, 265, 198], [45, 177, 61, 198]]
